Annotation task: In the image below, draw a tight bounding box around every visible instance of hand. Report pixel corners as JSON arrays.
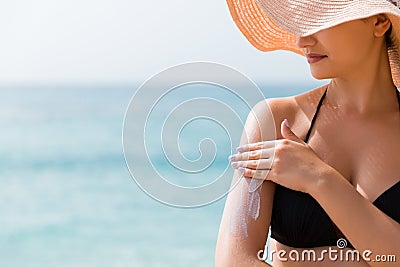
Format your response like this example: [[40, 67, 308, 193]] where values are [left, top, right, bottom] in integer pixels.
[[229, 119, 329, 193]]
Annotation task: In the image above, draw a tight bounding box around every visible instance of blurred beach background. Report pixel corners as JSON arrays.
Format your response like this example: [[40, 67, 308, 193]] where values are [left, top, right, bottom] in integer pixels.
[[0, 1, 326, 266]]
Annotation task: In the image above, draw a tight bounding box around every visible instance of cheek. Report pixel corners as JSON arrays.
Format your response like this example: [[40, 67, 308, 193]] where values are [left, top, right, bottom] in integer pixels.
[[330, 31, 372, 69], [310, 34, 371, 79]]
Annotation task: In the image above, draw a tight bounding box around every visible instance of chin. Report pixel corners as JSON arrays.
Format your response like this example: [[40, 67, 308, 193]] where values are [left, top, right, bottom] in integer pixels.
[[310, 68, 334, 80]]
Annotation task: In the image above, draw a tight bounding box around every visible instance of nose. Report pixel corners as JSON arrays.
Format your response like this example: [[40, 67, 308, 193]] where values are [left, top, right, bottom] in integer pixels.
[[296, 35, 317, 50]]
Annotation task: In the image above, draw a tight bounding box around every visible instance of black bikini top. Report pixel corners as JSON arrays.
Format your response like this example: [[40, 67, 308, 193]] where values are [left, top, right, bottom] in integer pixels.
[[270, 87, 400, 248]]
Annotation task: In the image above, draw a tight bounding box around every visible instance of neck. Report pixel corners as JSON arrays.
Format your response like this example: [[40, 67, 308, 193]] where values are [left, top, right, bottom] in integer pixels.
[[328, 47, 398, 115]]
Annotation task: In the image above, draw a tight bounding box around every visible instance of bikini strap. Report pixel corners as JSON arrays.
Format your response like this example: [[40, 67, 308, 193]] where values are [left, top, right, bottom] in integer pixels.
[[304, 87, 399, 143], [304, 86, 328, 143]]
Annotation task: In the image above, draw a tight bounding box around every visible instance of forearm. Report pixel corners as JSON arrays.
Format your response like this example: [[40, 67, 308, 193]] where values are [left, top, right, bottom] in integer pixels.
[[310, 166, 400, 266]]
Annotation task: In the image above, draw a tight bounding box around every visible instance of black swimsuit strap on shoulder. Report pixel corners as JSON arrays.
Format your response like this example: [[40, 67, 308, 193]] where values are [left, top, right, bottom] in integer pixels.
[[304, 86, 400, 143], [304, 87, 328, 143]]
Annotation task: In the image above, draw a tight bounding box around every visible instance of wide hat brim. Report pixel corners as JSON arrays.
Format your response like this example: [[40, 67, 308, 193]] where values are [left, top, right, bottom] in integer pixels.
[[227, 0, 400, 88]]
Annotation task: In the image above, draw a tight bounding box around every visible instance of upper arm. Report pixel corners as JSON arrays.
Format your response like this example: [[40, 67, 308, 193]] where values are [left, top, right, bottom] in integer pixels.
[[215, 97, 291, 266]]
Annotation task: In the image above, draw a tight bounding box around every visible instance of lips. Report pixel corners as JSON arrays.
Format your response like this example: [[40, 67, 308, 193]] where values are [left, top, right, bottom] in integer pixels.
[[306, 53, 327, 64]]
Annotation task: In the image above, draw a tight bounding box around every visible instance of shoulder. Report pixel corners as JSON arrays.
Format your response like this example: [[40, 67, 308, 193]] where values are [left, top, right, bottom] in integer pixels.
[[249, 85, 328, 140]]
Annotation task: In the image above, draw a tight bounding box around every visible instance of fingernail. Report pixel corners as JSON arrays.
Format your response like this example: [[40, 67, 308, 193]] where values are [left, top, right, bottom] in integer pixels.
[[231, 162, 238, 167], [238, 167, 245, 173], [236, 147, 243, 153], [228, 155, 235, 161], [284, 118, 290, 127]]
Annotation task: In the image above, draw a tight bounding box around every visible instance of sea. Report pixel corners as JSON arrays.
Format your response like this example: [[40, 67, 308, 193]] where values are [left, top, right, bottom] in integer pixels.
[[0, 82, 323, 267]]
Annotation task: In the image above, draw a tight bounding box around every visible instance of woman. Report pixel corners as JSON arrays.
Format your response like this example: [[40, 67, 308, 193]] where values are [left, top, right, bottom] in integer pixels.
[[216, 0, 400, 266]]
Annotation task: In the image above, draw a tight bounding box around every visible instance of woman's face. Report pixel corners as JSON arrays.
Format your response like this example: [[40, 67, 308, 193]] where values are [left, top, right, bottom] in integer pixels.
[[296, 18, 382, 80]]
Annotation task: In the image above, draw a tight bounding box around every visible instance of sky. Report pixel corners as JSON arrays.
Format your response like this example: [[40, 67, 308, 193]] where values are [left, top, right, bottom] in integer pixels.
[[0, 0, 325, 86]]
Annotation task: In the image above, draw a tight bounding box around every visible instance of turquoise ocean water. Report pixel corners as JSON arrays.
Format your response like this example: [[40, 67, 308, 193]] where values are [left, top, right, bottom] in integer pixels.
[[0, 83, 322, 267]]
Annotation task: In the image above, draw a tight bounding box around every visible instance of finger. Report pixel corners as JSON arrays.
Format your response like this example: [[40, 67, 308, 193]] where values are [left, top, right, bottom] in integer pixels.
[[229, 148, 273, 162], [237, 167, 271, 180], [281, 119, 305, 144], [236, 140, 276, 153], [231, 159, 273, 170]]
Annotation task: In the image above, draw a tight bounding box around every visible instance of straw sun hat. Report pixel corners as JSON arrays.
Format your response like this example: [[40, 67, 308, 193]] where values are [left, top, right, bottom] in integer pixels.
[[226, 0, 400, 87]]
